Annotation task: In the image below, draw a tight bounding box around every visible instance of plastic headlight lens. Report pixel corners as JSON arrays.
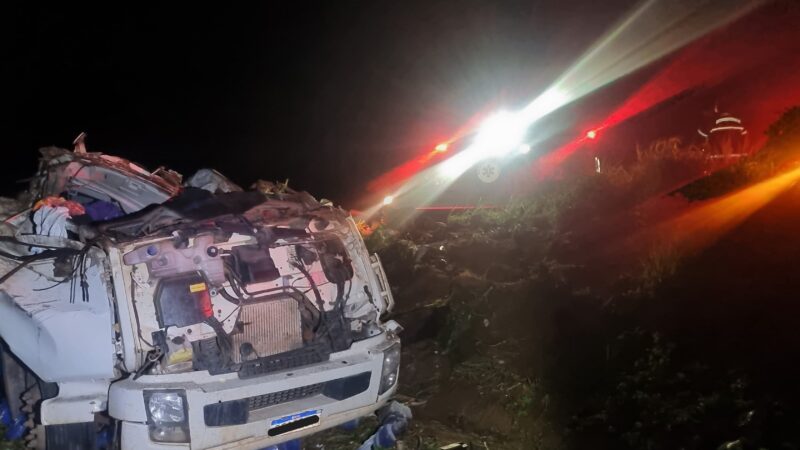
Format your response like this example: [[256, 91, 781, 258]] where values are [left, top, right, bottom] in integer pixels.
[[379, 342, 401, 395], [144, 390, 189, 443], [148, 392, 185, 423]]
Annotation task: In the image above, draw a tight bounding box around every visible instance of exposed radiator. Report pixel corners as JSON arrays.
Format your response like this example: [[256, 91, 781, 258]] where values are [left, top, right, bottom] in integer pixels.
[[231, 297, 303, 364]]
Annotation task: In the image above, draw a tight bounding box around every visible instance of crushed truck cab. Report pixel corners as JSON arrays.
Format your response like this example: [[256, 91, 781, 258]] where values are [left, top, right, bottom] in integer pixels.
[[0, 146, 399, 449]]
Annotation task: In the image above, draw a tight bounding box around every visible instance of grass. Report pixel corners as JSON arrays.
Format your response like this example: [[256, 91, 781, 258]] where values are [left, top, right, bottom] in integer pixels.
[[638, 244, 682, 296], [451, 356, 543, 421], [0, 427, 24, 450]]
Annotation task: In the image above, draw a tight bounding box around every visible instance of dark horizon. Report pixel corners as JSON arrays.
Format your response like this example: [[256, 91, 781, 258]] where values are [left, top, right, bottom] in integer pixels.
[[5, 2, 800, 207]]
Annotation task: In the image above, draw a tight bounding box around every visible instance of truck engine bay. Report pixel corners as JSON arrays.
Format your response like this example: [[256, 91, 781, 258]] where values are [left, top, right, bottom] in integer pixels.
[[116, 207, 386, 379]]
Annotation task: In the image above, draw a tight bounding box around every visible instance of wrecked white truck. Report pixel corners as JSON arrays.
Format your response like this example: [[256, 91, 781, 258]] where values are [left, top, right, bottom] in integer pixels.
[[0, 146, 400, 449]]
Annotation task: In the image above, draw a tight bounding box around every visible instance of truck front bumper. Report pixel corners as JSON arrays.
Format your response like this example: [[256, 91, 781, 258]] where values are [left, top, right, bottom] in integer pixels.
[[109, 333, 399, 450]]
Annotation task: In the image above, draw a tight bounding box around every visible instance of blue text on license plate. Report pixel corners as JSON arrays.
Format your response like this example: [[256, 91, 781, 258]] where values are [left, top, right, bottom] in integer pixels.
[[270, 409, 320, 427]]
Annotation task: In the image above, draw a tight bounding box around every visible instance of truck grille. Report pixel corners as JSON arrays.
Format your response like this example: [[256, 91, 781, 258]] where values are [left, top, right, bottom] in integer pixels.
[[203, 372, 372, 427], [246, 383, 324, 411], [231, 298, 303, 364]]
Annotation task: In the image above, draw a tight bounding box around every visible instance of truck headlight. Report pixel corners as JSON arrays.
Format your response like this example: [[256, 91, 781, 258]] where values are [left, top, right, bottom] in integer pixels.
[[379, 342, 401, 395], [144, 390, 189, 443]]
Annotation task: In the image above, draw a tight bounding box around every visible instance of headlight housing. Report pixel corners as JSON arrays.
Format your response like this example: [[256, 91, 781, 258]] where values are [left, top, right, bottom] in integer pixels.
[[144, 390, 189, 443], [379, 341, 401, 395]]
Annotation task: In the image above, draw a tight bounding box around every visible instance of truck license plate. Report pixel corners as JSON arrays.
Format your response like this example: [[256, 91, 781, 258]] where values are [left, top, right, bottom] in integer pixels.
[[268, 409, 321, 437]]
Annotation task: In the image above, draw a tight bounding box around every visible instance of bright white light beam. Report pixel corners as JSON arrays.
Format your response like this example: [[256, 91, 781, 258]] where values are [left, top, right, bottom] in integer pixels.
[[375, 0, 764, 219], [441, 110, 529, 178], [523, 0, 763, 126], [473, 111, 529, 157]]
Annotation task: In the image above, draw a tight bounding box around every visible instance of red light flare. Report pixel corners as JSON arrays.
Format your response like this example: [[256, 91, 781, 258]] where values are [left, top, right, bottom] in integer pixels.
[[365, 141, 452, 194], [366, 109, 490, 194], [536, 138, 586, 176], [539, 4, 800, 177], [602, 3, 800, 132], [536, 125, 604, 175]]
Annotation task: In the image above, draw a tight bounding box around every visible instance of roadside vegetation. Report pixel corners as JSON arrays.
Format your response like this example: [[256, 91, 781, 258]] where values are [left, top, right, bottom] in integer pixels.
[[362, 107, 800, 449]]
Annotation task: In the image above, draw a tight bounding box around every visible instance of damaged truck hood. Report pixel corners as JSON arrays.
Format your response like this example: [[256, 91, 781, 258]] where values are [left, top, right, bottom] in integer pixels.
[[0, 147, 392, 382]]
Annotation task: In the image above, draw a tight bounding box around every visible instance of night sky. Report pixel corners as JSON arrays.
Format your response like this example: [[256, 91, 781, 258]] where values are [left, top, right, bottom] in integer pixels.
[[5, 2, 800, 206]]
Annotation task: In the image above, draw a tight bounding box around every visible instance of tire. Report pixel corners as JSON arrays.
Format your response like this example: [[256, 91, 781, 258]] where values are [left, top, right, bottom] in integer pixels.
[[1, 342, 100, 450]]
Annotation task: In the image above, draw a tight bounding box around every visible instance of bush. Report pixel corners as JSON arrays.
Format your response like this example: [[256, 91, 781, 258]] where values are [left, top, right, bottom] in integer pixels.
[[570, 332, 759, 450], [679, 106, 800, 201]]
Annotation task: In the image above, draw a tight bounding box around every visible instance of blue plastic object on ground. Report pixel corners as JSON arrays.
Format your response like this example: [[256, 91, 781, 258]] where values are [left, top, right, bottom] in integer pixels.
[[96, 425, 114, 449], [2, 395, 25, 440], [4, 411, 27, 441], [0, 399, 12, 427], [1, 360, 26, 441], [357, 401, 413, 450]]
